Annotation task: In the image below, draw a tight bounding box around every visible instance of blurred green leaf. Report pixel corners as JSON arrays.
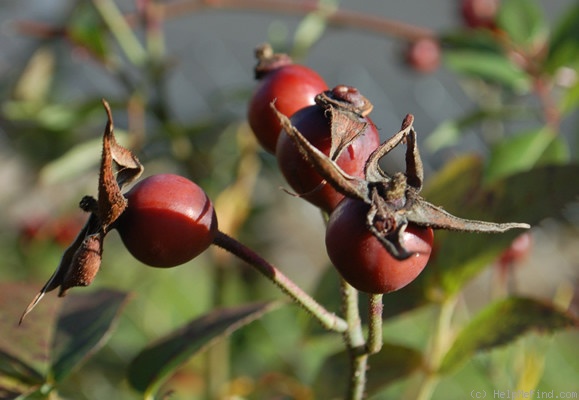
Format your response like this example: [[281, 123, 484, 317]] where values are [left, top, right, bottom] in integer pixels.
[[426, 157, 579, 295], [560, 78, 579, 114], [439, 297, 578, 374], [537, 134, 570, 165], [425, 107, 527, 153], [68, 3, 109, 60], [545, 2, 579, 72], [40, 129, 130, 185], [497, 0, 546, 48], [293, 13, 328, 58], [0, 283, 59, 385], [425, 120, 463, 152], [485, 128, 563, 183], [314, 342, 423, 398], [441, 30, 503, 54], [51, 289, 130, 382], [3, 101, 100, 131], [127, 301, 281, 396], [13, 47, 55, 103], [0, 284, 127, 391], [444, 50, 531, 92], [384, 157, 579, 317], [292, 0, 336, 57]]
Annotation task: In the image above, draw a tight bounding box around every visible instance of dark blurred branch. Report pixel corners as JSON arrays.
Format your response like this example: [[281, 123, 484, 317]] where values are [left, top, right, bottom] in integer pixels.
[[127, 0, 435, 41]]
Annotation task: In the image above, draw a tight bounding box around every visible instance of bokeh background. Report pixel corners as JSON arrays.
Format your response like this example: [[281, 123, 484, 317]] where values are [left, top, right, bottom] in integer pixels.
[[1, 1, 578, 399]]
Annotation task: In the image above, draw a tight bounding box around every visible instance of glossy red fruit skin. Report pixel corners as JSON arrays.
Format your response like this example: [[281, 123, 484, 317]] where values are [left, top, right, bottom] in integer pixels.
[[116, 174, 218, 268], [248, 64, 328, 153], [325, 198, 434, 294], [404, 37, 441, 73], [276, 106, 381, 213]]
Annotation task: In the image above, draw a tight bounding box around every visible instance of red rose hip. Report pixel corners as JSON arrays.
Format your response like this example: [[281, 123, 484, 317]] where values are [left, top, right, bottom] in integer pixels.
[[276, 85, 381, 213], [325, 198, 434, 294], [116, 174, 218, 267], [248, 44, 328, 153]]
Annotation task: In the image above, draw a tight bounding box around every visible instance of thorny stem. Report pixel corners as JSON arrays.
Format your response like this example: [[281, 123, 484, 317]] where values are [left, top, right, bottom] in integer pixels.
[[366, 294, 384, 355], [212, 230, 348, 333], [341, 279, 368, 400], [415, 295, 458, 400]]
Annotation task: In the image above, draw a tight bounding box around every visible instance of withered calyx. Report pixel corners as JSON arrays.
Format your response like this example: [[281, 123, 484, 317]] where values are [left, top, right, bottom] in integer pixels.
[[20, 100, 143, 324], [273, 88, 530, 260]]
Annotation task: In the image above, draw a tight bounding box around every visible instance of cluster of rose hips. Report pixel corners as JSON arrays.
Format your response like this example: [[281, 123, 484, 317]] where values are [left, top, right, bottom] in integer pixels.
[[113, 42, 527, 296], [22, 41, 528, 323], [112, 44, 434, 294], [247, 45, 436, 293]]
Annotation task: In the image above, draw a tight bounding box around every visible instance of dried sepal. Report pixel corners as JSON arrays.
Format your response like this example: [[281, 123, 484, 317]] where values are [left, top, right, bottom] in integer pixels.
[[272, 103, 369, 201], [19, 215, 96, 324], [20, 100, 142, 323], [59, 233, 103, 296], [315, 86, 374, 162], [99, 100, 143, 233], [275, 106, 530, 260]]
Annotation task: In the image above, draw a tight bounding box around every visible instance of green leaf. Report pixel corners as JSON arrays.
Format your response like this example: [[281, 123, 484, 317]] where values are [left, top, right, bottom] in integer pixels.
[[444, 50, 531, 92], [314, 342, 423, 398], [383, 157, 579, 316], [0, 283, 60, 384], [441, 30, 503, 54], [485, 128, 560, 183], [51, 289, 130, 382], [545, 3, 579, 72], [425, 157, 579, 295], [497, 0, 546, 48], [68, 3, 109, 60], [425, 107, 528, 153], [39, 129, 131, 185], [127, 302, 281, 396], [439, 297, 579, 374], [560, 78, 579, 114], [292, 0, 336, 57]]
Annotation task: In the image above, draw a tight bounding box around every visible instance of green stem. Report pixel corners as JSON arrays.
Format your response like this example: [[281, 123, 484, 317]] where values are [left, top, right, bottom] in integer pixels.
[[366, 294, 383, 355], [212, 230, 347, 332], [341, 279, 368, 400]]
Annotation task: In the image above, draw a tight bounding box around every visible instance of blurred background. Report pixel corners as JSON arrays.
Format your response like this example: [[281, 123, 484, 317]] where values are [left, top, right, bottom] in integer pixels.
[[1, 1, 578, 399]]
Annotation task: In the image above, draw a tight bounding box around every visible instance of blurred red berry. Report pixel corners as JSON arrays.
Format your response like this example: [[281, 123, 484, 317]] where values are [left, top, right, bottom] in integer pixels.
[[499, 232, 532, 266], [404, 37, 441, 73], [460, 0, 499, 29]]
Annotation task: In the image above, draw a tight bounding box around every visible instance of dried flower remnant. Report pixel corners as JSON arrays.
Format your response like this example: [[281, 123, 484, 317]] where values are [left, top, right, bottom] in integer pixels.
[[20, 100, 143, 324], [273, 107, 530, 260]]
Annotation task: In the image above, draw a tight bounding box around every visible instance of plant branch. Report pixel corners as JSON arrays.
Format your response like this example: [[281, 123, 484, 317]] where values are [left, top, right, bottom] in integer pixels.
[[340, 279, 368, 400], [212, 230, 347, 333], [366, 294, 383, 355], [125, 0, 435, 41]]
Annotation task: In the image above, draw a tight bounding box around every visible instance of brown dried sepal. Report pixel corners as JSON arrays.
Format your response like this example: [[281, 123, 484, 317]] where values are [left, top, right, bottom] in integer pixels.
[[59, 233, 103, 296], [253, 43, 293, 80], [315, 86, 374, 162], [20, 100, 143, 323], [273, 103, 530, 260]]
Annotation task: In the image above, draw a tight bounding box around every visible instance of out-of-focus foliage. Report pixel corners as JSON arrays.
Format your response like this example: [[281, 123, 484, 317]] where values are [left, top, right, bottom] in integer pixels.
[[1, 0, 578, 399]]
